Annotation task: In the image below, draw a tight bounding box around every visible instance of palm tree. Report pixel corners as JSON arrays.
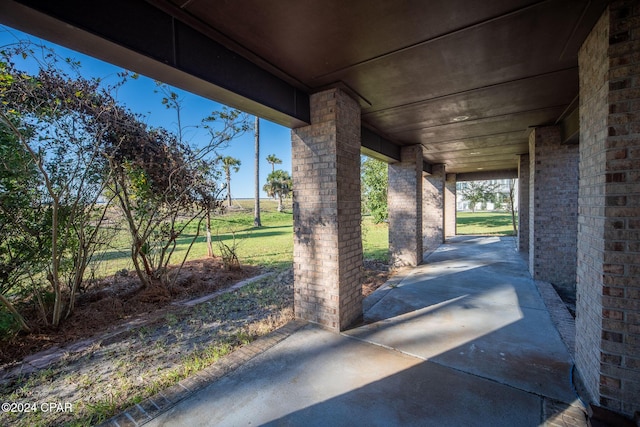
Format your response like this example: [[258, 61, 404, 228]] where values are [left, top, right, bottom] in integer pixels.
[[218, 156, 241, 207], [266, 154, 282, 172], [263, 169, 292, 212], [253, 116, 262, 227]]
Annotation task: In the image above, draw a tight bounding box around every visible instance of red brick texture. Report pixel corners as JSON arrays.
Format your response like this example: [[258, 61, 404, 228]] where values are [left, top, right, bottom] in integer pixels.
[[576, 2, 640, 416], [291, 89, 363, 332]]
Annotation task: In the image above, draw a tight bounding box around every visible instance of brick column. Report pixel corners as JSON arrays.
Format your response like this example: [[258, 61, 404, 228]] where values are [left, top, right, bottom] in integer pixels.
[[444, 173, 457, 238], [528, 126, 579, 297], [518, 154, 530, 254], [576, 3, 640, 416], [424, 164, 445, 256], [388, 145, 423, 267], [291, 89, 363, 332]]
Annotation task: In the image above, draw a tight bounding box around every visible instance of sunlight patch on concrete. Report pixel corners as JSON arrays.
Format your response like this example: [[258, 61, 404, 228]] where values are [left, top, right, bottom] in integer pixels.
[[346, 285, 523, 361]]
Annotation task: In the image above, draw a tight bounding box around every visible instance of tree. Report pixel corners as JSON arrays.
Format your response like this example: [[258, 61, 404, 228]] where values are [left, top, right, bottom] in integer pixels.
[[457, 181, 500, 213], [263, 169, 292, 212], [198, 108, 250, 257], [149, 85, 250, 260], [154, 81, 186, 143], [219, 156, 241, 207], [266, 154, 282, 172], [254, 116, 261, 227], [0, 45, 120, 326], [103, 92, 245, 286], [0, 40, 249, 330], [106, 127, 214, 288], [0, 117, 43, 332], [361, 156, 388, 223]]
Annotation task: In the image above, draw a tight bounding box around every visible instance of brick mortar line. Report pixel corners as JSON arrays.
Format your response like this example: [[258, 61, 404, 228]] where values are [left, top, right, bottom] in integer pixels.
[[99, 319, 308, 427]]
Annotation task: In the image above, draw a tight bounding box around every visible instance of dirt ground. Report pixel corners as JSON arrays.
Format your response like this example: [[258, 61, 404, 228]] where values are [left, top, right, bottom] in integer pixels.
[[0, 258, 391, 426], [1, 258, 390, 366]]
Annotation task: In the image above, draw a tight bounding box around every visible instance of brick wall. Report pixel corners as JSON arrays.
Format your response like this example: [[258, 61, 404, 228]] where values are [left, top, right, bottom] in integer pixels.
[[577, 2, 640, 416], [388, 145, 423, 267], [528, 126, 579, 296], [444, 173, 457, 237], [291, 89, 363, 331], [424, 164, 445, 255], [518, 154, 530, 253], [576, 6, 609, 407]]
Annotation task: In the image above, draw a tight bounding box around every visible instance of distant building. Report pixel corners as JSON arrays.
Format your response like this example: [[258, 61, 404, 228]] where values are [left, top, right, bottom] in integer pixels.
[[456, 179, 518, 212]]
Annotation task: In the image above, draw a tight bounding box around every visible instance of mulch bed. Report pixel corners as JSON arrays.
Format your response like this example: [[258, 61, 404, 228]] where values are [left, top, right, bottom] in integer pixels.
[[0, 258, 259, 365], [1, 258, 391, 366]]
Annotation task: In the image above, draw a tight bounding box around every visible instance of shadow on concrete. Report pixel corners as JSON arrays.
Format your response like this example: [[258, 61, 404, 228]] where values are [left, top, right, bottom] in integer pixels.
[[144, 236, 587, 427], [347, 237, 575, 403]]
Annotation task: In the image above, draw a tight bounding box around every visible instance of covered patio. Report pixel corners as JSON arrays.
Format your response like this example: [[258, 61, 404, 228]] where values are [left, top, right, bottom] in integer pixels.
[[1, 0, 638, 418], [109, 236, 587, 426]]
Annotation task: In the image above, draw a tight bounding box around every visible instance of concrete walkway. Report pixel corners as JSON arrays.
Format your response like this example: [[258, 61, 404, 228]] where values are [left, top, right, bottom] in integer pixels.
[[110, 236, 588, 426]]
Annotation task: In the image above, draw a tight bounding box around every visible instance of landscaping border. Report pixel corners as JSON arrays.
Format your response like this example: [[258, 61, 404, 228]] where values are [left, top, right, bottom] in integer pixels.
[[98, 319, 307, 427]]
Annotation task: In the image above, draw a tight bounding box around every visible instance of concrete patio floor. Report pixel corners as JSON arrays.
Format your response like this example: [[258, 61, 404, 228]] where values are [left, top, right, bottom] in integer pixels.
[[112, 236, 589, 426]]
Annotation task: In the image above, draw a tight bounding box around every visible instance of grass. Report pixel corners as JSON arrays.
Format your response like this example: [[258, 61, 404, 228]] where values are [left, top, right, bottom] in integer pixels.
[[1, 271, 295, 427], [0, 199, 390, 426], [456, 211, 517, 236], [5, 208, 526, 426], [1, 200, 389, 338], [361, 216, 389, 261], [92, 200, 389, 278], [92, 204, 293, 276]]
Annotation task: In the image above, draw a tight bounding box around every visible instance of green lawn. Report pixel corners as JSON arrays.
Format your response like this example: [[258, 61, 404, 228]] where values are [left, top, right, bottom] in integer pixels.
[[95, 208, 513, 277], [93, 204, 389, 277], [92, 208, 517, 278], [456, 211, 517, 236], [361, 216, 389, 261]]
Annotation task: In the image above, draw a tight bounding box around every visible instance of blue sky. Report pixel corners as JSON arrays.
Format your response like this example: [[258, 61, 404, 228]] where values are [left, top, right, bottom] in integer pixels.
[[0, 25, 292, 199]]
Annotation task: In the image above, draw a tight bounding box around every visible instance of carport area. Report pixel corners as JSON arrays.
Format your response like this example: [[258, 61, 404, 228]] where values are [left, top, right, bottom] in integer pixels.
[[128, 236, 586, 427]]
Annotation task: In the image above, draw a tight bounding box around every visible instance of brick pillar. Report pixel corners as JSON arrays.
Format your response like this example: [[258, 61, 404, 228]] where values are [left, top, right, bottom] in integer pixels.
[[444, 173, 457, 238], [576, 4, 640, 416], [518, 154, 530, 254], [528, 126, 579, 297], [424, 164, 445, 256], [388, 145, 423, 267], [291, 88, 363, 332]]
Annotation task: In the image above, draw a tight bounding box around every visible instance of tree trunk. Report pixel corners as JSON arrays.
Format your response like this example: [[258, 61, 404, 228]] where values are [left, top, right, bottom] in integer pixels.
[[226, 171, 232, 207], [206, 209, 214, 257], [0, 293, 31, 332], [50, 197, 63, 327], [254, 116, 262, 227], [277, 195, 283, 212]]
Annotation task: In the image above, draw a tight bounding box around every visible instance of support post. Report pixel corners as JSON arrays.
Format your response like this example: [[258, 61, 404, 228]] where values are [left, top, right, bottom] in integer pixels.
[[444, 173, 457, 238], [291, 89, 363, 332], [423, 164, 445, 257], [528, 126, 579, 297], [388, 146, 423, 267], [575, 3, 640, 416], [518, 154, 530, 254]]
